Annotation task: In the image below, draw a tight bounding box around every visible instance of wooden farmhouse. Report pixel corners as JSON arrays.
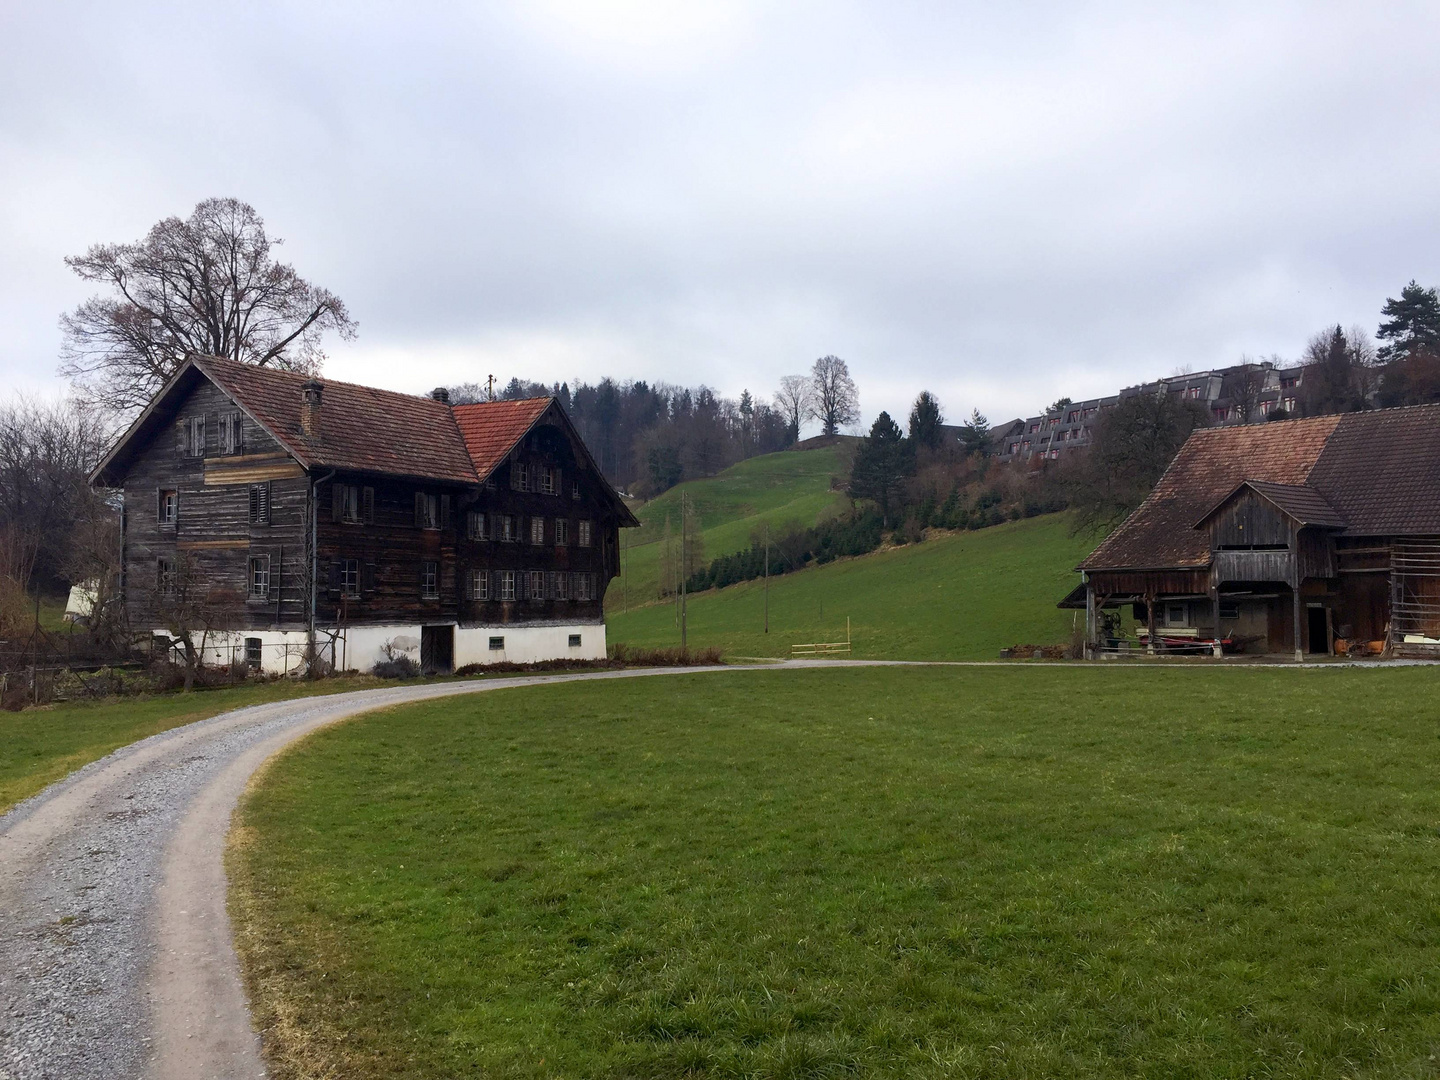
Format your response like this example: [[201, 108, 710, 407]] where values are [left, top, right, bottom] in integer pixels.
[[91, 356, 638, 673], [1071, 405, 1440, 659]]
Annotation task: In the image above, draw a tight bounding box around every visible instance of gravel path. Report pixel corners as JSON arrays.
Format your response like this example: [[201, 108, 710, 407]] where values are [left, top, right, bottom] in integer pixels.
[[0, 665, 769, 1080]]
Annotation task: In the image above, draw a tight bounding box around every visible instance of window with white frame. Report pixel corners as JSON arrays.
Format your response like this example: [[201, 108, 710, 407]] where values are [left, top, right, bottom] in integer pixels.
[[578, 519, 593, 547], [420, 560, 439, 599], [336, 484, 362, 524], [158, 489, 177, 525], [499, 514, 517, 542], [467, 510, 488, 541], [528, 569, 546, 601], [554, 518, 569, 546], [574, 571, 594, 602], [552, 570, 569, 601], [498, 569, 517, 601], [468, 568, 489, 600], [530, 516, 545, 544], [512, 462, 528, 491], [539, 465, 557, 495], [248, 555, 270, 600], [340, 558, 360, 599], [415, 492, 440, 529]]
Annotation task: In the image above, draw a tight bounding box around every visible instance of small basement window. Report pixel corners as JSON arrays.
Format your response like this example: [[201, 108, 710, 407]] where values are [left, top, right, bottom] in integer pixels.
[[1219, 600, 1240, 620], [568, 634, 582, 648], [489, 636, 505, 650], [244, 637, 262, 669]]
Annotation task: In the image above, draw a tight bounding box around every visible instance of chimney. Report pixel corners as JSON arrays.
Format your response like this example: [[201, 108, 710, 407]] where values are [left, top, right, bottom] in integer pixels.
[[300, 380, 323, 437], [431, 387, 451, 404]]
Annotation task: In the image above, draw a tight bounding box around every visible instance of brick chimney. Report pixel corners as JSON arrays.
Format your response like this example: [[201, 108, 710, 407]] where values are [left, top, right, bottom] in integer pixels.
[[431, 387, 450, 404], [300, 380, 323, 437]]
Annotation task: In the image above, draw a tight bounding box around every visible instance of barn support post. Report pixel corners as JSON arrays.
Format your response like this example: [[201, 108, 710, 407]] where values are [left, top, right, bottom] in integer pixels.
[[1211, 584, 1222, 659], [1084, 575, 1096, 660], [1291, 582, 1303, 663], [1145, 590, 1157, 656]]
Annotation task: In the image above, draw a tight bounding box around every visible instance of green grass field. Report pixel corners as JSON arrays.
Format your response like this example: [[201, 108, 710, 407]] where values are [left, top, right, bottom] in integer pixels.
[[610, 446, 850, 613], [0, 676, 430, 814], [231, 664, 1440, 1079], [609, 513, 1095, 660]]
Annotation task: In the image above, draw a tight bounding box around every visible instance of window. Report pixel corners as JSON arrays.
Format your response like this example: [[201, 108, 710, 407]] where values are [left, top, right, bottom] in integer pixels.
[[554, 518, 569, 546], [499, 514, 517, 542], [1259, 399, 1274, 415], [340, 559, 360, 599], [157, 556, 176, 597], [552, 571, 570, 601], [498, 569, 517, 601], [244, 637, 262, 669], [1067, 410, 1079, 422], [568, 633, 582, 648], [181, 415, 206, 456], [468, 568, 489, 600], [528, 569, 546, 601], [421, 560, 439, 599], [1008, 442, 1019, 454], [335, 483, 362, 524], [1187, 386, 1200, 399], [538, 465, 558, 496], [467, 510, 488, 541], [578, 519, 593, 547], [1164, 603, 1187, 628], [572, 479, 581, 500], [415, 492, 440, 529], [489, 635, 505, 650], [248, 555, 270, 600], [574, 571, 594, 602], [530, 516, 546, 544], [512, 461, 528, 491], [158, 489, 177, 525], [1281, 375, 1299, 389], [362, 486, 375, 524], [221, 411, 244, 454], [1219, 600, 1240, 620], [248, 482, 270, 525], [1283, 396, 1297, 413]]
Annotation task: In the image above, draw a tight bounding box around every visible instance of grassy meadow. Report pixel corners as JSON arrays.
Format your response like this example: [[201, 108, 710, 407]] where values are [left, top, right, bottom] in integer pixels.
[[608, 513, 1095, 660], [232, 664, 1440, 1079], [609, 445, 850, 613]]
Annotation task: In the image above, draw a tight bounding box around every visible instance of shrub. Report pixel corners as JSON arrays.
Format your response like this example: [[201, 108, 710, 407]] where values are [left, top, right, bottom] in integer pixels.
[[372, 639, 420, 679]]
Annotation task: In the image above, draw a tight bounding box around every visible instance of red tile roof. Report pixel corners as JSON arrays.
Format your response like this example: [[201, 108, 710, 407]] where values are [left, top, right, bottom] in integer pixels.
[[198, 355, 479, 483], [452, 397, 554, 481]]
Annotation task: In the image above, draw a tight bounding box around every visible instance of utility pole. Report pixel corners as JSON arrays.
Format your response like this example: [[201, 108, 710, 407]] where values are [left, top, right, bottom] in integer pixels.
[[680, 491, 688, 652], [763, 521, 769, 634]]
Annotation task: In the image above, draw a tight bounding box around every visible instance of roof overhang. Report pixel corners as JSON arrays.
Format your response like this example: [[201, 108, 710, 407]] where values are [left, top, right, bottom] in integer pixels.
[[1191, 479, 1347, 531]]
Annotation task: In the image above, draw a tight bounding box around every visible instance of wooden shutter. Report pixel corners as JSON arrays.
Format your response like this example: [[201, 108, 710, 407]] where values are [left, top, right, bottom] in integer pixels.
[[175, 421, 187, 454], [414, 492, 425, 527], [440, 494, 452, 529], [363, 561, 376, 596], [332, 483, 344, 523], [362, 487, 375, 524], [259, 482, 270, 524], [327, 559, 341, 596]]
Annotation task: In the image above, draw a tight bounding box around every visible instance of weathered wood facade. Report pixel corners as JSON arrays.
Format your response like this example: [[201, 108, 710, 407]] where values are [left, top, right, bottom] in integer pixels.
[[1070, 408, 1440, 659], [94, 356, 637, 672]]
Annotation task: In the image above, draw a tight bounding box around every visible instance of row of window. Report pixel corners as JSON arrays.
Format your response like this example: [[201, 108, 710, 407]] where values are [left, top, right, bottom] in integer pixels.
[[228, 555, 598, 604], [511, 462, 579, 499], [467, 511, 592, 547], [178, 412, 245, 457]]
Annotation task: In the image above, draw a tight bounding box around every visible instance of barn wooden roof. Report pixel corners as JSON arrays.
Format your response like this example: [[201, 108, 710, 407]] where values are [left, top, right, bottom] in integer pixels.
[[93, 358, 638, 525], [1080, 403, 1440, 572], [1194, 480, 1347, 530]]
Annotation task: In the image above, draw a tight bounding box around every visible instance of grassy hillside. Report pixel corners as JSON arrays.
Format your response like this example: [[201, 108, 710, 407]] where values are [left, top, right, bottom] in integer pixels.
[[608, 513, 1096, 660], [609, 445, 851, 612]]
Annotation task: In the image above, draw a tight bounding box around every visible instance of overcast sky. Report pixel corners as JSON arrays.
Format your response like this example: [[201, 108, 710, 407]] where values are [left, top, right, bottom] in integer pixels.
[[4, 1, 1440, 429]]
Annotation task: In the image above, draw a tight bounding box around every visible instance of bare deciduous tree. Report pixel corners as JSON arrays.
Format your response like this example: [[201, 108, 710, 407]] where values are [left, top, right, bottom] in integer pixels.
[[60, 198, 356, 414], [810, 355, 859, 437], [773, 375, 813, 442]]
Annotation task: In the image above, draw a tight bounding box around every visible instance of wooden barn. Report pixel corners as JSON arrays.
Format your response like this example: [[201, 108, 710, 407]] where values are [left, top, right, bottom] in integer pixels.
[[91, 356, 638, 673], [1070, 404, 1440, 659]]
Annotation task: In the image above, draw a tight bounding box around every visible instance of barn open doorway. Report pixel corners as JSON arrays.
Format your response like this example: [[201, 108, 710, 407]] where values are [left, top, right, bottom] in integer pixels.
[[420, 625, 454, 673], [1307, 606, 1329, 654]]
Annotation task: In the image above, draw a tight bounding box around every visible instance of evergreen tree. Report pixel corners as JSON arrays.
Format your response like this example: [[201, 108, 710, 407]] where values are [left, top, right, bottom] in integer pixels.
[[907, 391, 945, 450], [1377, 280, 1440, 362], [847, 411, 915, 527], [958, 409, 991, 457]]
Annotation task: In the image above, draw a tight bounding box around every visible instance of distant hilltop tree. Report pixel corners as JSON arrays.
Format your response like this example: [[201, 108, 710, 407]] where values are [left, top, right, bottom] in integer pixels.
[[811, 355, 859, 437], [59, 198, 356, 415], [907, 391, 945, 450]]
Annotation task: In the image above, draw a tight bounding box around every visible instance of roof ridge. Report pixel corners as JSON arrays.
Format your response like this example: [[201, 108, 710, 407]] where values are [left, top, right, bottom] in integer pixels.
[[196, 355, 451, 405]]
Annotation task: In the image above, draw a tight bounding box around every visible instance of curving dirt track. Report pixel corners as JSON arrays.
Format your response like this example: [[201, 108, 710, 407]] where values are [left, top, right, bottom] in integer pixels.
[[1, 664, 816, 1080]]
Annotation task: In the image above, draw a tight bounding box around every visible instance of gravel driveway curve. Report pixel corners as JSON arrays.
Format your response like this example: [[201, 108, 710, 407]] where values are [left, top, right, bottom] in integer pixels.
[[0, 664, 778, 1080]]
